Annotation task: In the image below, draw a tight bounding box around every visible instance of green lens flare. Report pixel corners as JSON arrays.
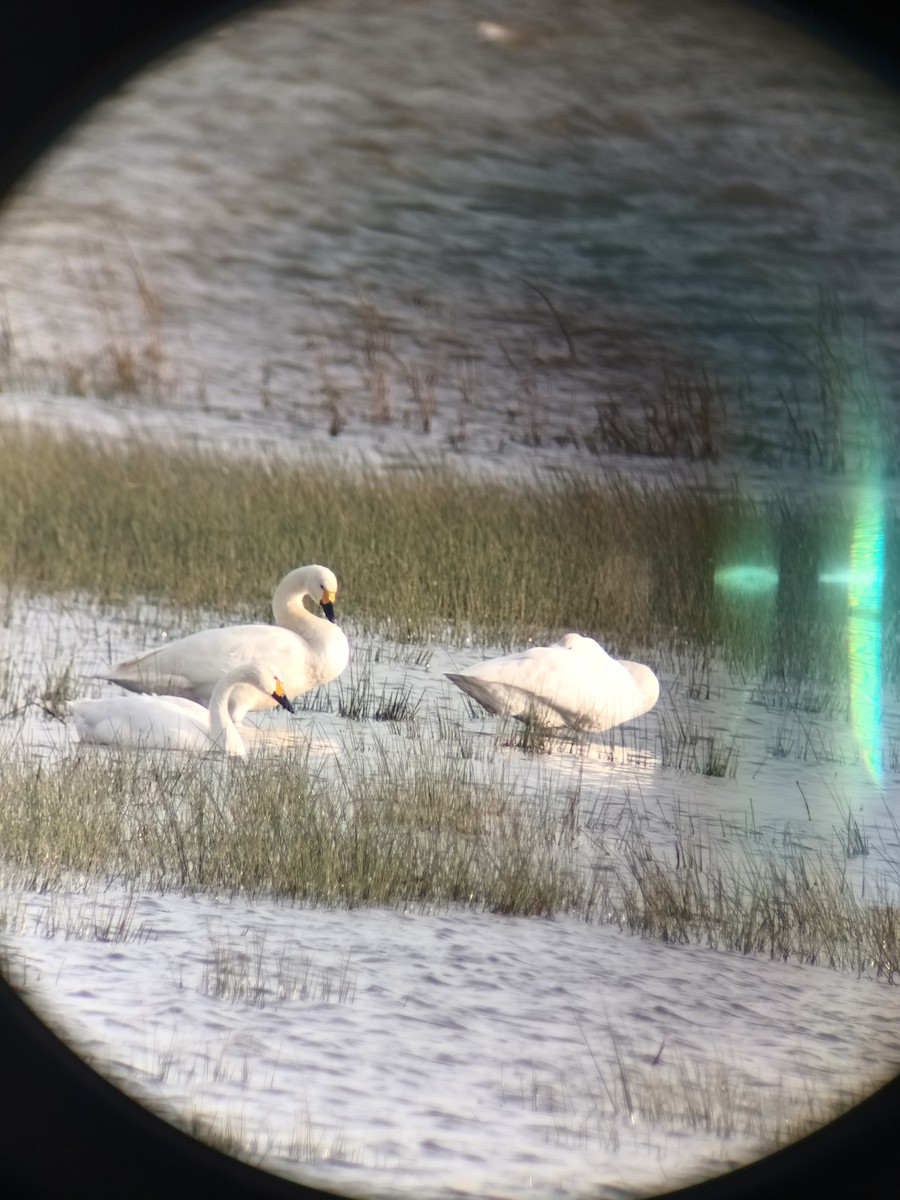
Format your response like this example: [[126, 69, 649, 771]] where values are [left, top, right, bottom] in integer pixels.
[[713, 565, 779, 595], [848, 486, 884, 783], [818, 569, 854, 586]]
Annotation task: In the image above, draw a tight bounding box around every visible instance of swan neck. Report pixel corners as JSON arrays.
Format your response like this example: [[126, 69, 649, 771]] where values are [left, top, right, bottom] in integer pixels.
[[209, 684, 245, 754], [273, 579, 320, 632]]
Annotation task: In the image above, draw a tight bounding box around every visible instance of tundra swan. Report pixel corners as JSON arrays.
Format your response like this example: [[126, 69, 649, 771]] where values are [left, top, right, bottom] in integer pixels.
[[101, 564, 349, 722], [73, 661, 295, 756], [446, 633, 659, 732]]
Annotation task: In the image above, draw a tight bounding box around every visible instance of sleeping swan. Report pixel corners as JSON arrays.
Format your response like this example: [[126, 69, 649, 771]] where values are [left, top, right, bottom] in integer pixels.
[[73, 661, 295, 756], [446, 633, 659, 732], [101, 564, 349, 722]]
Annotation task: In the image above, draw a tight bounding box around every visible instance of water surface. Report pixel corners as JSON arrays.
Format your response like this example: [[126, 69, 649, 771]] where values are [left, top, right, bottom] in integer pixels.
[[0, 0, 898, 479], [1, 590, 899, 1197]]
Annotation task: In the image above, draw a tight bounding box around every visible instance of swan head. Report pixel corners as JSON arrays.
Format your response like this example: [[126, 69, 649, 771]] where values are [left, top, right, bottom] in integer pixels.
[[320, 587, 337, 624], [555, 633, 605, 655], [274, 564, 341, 625], [234, 661, 296, 714], [556, 633, 585, 651], [270, 674, 295, 713], [310, 566, 340, 623]]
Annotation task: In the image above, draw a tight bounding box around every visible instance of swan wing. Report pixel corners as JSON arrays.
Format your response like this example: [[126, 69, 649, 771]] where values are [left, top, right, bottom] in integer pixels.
[[446, 673, 571, 727], [104, 624, 319, 706], [448, 646, 601, 727], [616, 661, 661, 719], [448, 638, 659, 732], [73, 694, 212, 751]]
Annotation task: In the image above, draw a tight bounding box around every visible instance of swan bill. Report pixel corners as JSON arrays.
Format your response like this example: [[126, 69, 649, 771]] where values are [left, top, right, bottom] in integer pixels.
[[321, 600, 336, 623], [272, 681, 295, 713]]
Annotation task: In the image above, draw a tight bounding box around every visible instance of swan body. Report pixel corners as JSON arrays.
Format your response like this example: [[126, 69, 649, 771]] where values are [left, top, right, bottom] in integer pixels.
[[73, 661, 295, 756], [101, 564, 349, 722], [447, 633, 659, 732]]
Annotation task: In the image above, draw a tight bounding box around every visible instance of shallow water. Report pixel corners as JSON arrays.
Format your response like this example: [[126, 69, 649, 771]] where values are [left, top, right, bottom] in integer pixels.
[[2, 591, 900, 1196], [0, 0, 899, 483]]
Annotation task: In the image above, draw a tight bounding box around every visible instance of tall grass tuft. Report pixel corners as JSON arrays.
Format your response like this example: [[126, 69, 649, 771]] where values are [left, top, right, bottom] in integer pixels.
[[592, 821, 900, 980], [592, 369, 725, 461], [657, 711, 741, 778], [336, 657, 420, 723], [199, 933, 356, 1008], [1, 737, 897, 978], [0, 742, 586, 917]]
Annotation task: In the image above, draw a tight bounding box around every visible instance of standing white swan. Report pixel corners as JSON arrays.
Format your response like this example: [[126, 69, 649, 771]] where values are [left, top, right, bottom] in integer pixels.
[[446, 633, 659, 732], [101, 564, 350, 722], [73, 661, 295, 756]]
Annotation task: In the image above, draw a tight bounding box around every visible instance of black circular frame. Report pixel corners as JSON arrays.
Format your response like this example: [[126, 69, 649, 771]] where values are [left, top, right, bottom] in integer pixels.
[[0, 2, 898, 1198]]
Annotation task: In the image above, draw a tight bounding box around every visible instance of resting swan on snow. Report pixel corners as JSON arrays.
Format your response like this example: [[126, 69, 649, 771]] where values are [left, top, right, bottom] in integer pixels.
[[446, 633, 659, 732], [101, 564, 349, 722], [73, 661, 295, 756]]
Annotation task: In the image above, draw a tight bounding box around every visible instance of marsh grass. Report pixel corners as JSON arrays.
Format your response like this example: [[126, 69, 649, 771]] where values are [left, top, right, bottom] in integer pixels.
[[146, 1105, 363, 1176], [0, 661, 80, 724], [505, 713, 605, 760], [1, 735, 897, 979], [833, 804, 869, 859], [336, 658, 420, 723], [102, 1036, 884, 1191], [0, 659, 24, 713], [3, 260, 895, 474], [752, 679, 849, 720], [519, 1031, 880, 1157], [0, 741, 585, 917], [0, 872, 154, 956], [766, 714, 855, 768], [593, 822, 900, 980], [592, 369, 725, 461], [200, 933, 356, 1008], [657, 710, 741, 778], [39, 661, 78, 720], [21, 957, 880, 1193], [513, 714, 561, 755], [0, 424, 892, 681], [34, 892, 154, 944], [1, 244, 173, 403], [55, 1039, 364, 1176], [299, 288, 898, 474], [773, 292, 900, 474]]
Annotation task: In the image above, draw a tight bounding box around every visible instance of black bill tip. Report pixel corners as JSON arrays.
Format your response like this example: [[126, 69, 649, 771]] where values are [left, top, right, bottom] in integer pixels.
[[321, 600, 336, 623], [274, 691, 295, 714]]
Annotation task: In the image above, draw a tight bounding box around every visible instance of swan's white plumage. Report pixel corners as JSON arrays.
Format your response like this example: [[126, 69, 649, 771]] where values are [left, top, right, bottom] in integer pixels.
[[101, 564, 349, 722], [73, 661, 295, 756], [446, 633, 659, 732]]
